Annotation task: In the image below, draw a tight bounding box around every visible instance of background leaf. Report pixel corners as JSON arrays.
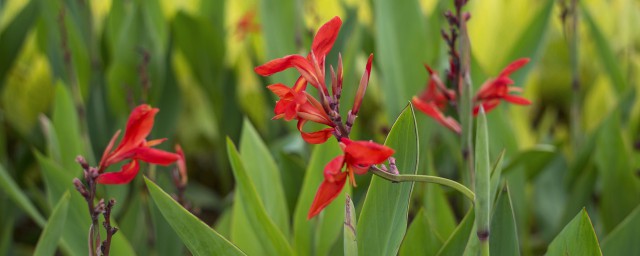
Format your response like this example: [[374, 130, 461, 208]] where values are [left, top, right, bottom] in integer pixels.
[[546, 209, 602, 255], [144, 177, 245, 256], [33, 191, 69, 256]]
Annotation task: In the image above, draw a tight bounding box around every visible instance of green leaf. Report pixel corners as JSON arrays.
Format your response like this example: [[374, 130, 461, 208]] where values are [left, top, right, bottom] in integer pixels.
[[148, 174, 184, 256], [344, 195, 358, 256], [144, 177, 245, 256], [0, 163, 45, 226], [546, 209, 602, 255], [601, 205, 640, 255], [230, 119, 292, 255], [238, 118, 289, 232], [489, 150, 506, 208], [437, 208, 475, 256], [227, 138, 294, 256], [357, 104, 419, 255], [474, 108, 491, 251], [0, 0, 38, 85], [581, 4, 628, 95], [595, 111, 640, 233], [34, 191, 70, 256], [502, 145, 555, 179], [52, 83, 87, 169], [489, 185, 520, 256], [399, 208, 443, 256], [292, 139, 346, 256], [373, 0, 429, 120]]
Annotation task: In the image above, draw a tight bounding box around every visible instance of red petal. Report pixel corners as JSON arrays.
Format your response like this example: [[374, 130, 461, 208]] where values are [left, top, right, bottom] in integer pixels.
[[503, 95, 531, 105], [292, 76, 308, 93], [307, 178, 346, 219], [134, 147, 180, 166], [117, 105, 158, 155], [267, 83, 291, 98], [413, 97, 461, 134], [298, 103, 332, 126], [499, 58, 529, 77], [311, 16, 342, 59], [297, 120, 334, 144], [353, 54, 374, 114], [324, 155, 346, 181], [99, 129, 122, 169], [255, 55, 313, 76], [97, 160, 140, 185], [343, 139, 394, 168]]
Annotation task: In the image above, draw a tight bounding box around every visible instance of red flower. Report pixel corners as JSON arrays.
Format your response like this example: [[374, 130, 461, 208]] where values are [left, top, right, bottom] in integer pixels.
[[473, 58, 531, 115], [256, 17, 343, 144], [308, 138, 394, 219], [96, 104, 180, 184], [412, 65, 461, 133]]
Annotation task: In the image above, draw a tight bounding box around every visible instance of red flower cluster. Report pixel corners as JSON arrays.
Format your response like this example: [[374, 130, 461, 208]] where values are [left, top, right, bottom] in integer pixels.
[[412, 58, 531, 133], [96, 104, 181, 184], [308, 138, 394, 219], [255, 17, 395, 219]]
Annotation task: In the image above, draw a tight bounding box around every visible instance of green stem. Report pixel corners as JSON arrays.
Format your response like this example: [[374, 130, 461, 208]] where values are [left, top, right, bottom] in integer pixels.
[[369, 166, 475, 201]]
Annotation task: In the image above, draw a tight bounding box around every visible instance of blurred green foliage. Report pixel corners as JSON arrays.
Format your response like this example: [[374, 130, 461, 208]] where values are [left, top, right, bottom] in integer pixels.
[[0, 0, 639, 255]]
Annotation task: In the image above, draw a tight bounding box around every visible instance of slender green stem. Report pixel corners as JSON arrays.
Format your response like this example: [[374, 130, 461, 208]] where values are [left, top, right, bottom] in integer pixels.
[[369, 166, 475, 201]]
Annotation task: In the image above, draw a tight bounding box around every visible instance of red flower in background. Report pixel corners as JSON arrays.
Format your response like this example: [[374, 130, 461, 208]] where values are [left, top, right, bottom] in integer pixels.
[[412, 65, 461, 133], [308, 138, 394, 219], [97, 104, 180, 184], [473, 58, 531, 115], [255, 17, 343, 144]]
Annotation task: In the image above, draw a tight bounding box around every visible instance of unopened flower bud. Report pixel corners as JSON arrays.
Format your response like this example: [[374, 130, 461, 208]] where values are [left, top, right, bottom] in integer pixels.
[[76, 155, 89, 170], [73, 178, 88, 197], [352, 54, 373, 116]]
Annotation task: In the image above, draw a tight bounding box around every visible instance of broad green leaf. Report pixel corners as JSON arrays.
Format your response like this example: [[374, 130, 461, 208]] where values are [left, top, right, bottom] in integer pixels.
[[595, 111, 640, 233], [148, 173, 184, 256], [373, 0, 429, 120], [357, 104, 419, 255], [437, 208, 475, 256], [0, 163, 45, 226], [546, 209, 602, 255], [238, 118, 289, 232], [399, 208, 443, 256], [231, 119, 291, 255], [36, 152, 136, 256], [423, 167, 458, 240], [52, 83, 87, 169], [292, 139, 346, 256], [344, 195, 358, 256], [227, 138, 294, 256], [0, 0, 37, 84], [582, 4, 627, 95], [474, 108, 491, 254], [489, 185, 520, 256], [34, 191, 70, 256], [601, 205, 640, 255], [144, 177, 245, 256]]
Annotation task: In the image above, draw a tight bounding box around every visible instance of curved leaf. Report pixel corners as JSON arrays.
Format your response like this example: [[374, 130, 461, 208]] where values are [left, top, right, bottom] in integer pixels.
[[144, 177, 245, 256], [34, 191, 70, 256]]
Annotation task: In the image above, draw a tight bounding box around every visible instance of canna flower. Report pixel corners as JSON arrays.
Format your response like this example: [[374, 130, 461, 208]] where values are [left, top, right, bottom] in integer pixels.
[[473, 58, 531, 115], [256, 16, 343, 144], [97, 104, 180, 184], [412, 65, 461, 133], [308, 138, 394, 219]]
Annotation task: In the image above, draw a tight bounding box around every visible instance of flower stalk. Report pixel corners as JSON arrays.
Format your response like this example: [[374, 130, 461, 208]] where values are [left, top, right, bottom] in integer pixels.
[[369, 165, 475, 202], [474, 107, 491, 256]]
